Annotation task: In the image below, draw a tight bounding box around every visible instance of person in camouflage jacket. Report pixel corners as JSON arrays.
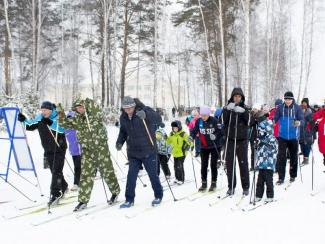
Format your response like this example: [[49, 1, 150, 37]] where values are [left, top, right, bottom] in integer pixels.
[[58, 98, 120, 211]]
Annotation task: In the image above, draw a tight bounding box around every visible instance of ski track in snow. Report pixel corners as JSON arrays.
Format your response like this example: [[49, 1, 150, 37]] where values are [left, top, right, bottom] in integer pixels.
[[0, 124, 325, 244]]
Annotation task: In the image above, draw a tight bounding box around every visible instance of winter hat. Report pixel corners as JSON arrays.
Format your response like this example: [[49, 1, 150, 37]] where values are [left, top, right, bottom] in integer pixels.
[[301, 98, 310, 107], [275, 99, 283, 106], [171, 120, 182, 130], [72, 98, 85, 109], [200, 105, 211, 116], [252, 103, 262, 111], [261, 104, 270, 114], [214, 108, 222, 117], [122, 96, 136, 109], [284, 91, 294, 100], [66, 111, 76, 118], [41, 101, 54, 110]]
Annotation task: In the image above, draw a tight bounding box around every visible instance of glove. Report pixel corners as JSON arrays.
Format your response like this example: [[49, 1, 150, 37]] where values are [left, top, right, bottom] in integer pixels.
[[17, 113, 26, 122], [209, 134, 216, 141], [187, 136, 194, 144], [58, 111, 65, 120], [41, 117, 53, 126], [56, 103, 64, 113], [294, 120, 301, 127], [116, 143, 123, 151], [136, 110, 146, 120], [257, 115, 266, 123], [234, 106, 245, 113], [156, 132, 163, 141], [226, 103, 236, 111]]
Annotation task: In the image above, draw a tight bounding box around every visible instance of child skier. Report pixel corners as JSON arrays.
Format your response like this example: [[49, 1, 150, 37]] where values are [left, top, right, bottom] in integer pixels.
[[190, 105, 223, 192], [167, 120, 193, 184], [156, 127, 172, 179], [254, 105, 278, 202]]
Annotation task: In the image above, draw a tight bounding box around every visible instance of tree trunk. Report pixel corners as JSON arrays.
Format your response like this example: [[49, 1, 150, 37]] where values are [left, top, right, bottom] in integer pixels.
[[153, 0, 158, 108], [218, 0, 226, 106], [120, 2, 129, 103]]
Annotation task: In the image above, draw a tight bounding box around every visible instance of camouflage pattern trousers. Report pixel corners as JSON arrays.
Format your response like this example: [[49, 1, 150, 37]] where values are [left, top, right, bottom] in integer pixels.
[[78, 145, 120, 203]]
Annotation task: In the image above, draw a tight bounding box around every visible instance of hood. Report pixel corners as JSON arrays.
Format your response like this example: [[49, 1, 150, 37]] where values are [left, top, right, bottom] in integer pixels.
[[229, 87, 245, 104]]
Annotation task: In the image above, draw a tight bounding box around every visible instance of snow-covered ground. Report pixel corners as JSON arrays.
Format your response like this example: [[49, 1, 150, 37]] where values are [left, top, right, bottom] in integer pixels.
[[1, 123, 325, 244]]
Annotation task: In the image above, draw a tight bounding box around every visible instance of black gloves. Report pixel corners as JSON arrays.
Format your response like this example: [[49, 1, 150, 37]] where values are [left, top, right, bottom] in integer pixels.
[[17, 113, 27, 122], [41, 117, 53, 126]]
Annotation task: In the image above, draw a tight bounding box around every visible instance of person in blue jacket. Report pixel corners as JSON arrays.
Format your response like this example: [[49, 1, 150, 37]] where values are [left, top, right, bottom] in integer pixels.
[[273, 91, 304, 184], [116, 96, 163, 208], [65, 111, 82, 191], [18, 101, 68, 206]]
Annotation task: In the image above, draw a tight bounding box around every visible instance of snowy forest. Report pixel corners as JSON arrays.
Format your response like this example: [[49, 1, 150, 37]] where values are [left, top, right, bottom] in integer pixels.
[[0, 0, 323, 114]]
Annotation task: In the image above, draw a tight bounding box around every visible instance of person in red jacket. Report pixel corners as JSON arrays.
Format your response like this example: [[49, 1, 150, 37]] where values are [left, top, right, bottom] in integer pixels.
[[269, 99, 282, 138], [268, 99, 282, 172], [314, 107, 325, 166]]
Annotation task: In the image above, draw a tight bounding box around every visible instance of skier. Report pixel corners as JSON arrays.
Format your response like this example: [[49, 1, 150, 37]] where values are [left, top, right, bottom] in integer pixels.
[[249, 103, 262, 171], [64, 111, 82, 191], [222, 87, 250, 196], [299, 98, 315, 165], [167, 120, 193, 184], [253, 106, 278, 202], [273, 91, 304, 184], [116, 96, 163, 208], [314, 106, 325, 166], [18, 101, 68, 206], [57, 98, 120, 211], [190, 105, 223, 192], [269, 99, 283, 172], [188, 109, 201, 157], [172, 107, 176, 118], [156, 126, 172, 179]]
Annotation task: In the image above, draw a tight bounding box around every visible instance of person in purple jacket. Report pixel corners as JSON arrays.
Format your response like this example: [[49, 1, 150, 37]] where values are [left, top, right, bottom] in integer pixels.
[[65, 111, 82, 191]]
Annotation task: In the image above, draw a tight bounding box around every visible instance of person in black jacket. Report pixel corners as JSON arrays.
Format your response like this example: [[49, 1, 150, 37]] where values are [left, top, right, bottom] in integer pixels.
[[18, 101, 68, 206], [116, 96, 163, 208], [222, 88, 250, 196], [249, 103, 262, 171], [191, 105, 224, 192]]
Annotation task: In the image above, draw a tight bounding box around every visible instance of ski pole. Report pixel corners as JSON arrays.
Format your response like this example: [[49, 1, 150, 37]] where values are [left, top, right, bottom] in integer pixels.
[[100, 175, 110, 204], [159, 154, 178, 201], [222, 111, 233, 164], [190, 152, 198, 189], [18, 106, 44, 197], [47, 125, 75, 176], [110, 153, 125, 176], [120, 151, 147, 188], [230, 113, 239, 196], [311, 145, 315, 192]]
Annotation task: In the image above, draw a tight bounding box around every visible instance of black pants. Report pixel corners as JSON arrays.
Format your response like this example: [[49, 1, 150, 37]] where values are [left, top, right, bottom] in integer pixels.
[[200, 148, 219, 182], [46, 150, 68, 197], [277, 138, 298, 181], [174, 156, 185, 182], [157, 154, 171, 177], [256, 169, 274, 198], [225, 139, 250, 191], [72, 155, 81, 186]]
